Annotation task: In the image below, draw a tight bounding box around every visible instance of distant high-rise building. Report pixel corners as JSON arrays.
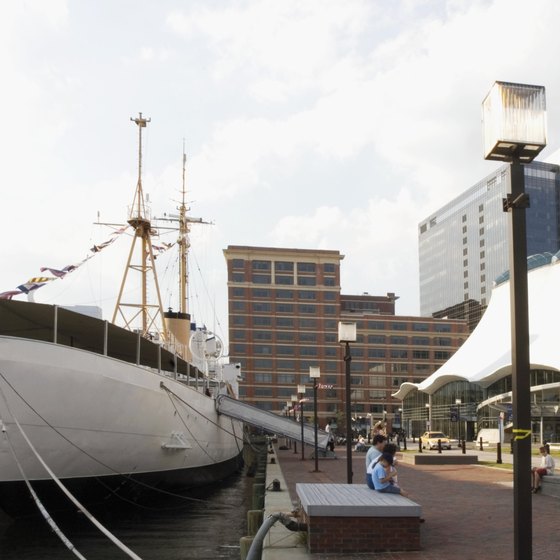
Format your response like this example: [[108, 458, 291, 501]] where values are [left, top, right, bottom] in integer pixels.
[[419, 160, 560, 327], [224, 245, 467, 432]]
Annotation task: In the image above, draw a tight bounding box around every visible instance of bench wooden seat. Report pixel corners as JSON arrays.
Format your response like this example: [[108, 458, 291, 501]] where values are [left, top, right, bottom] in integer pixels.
[[296, 483, 422, 553]]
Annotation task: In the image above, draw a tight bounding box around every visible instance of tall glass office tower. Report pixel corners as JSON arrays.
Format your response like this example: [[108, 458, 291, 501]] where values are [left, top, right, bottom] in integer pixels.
[[419, 161, 560, 327]]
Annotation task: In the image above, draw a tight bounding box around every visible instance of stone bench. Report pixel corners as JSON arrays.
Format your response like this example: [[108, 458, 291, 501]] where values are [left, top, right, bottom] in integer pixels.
[[541, 474, 560, 498], [296, 483, 422, 554]]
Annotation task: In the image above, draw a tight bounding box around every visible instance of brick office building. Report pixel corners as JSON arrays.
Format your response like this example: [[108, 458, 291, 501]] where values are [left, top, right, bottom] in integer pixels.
[[223, 245, 467, 433]]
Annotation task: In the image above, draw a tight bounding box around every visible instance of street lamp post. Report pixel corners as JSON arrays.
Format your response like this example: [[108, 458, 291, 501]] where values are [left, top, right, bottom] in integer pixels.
[[483, 81, 547, 560], [291, 394, 298, 454], [455, 398, 462, 443], [310, 366, 321, 473], [298, 383, 306, 461], [339, 321, 357, 484]]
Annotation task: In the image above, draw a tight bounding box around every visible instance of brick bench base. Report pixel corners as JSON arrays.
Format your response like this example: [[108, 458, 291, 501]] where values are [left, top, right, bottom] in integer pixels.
[[541, 474, 560, 498], [296, 483, 422, 554]]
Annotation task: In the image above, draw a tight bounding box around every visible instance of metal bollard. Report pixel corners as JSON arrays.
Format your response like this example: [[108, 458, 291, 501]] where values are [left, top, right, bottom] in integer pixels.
[[418, 437, 422, 453], [403, 437, 407, 451], [479, 437, 483, 451], [437, 439, 442, 454], [497, 442, 502, 464], [461, 439, 466, 454]]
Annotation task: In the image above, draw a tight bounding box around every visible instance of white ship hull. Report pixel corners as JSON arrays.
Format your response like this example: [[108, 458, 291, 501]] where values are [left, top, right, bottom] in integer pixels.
[[0, 314, 244, 516]]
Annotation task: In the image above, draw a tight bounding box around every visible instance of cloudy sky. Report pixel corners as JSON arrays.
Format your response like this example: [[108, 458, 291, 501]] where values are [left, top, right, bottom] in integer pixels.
[[3, 0, 560, 349]]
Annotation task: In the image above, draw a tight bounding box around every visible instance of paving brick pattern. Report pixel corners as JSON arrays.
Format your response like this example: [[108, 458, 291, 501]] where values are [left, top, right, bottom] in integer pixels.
[[275, 444, 560, 559]]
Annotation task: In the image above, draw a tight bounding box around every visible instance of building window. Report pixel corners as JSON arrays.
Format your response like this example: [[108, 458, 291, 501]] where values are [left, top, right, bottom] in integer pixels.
[[301, 347, 318, 356], [480, 250, 485, 259], [277, 360, 295, 370], [232, 330, 246, 340], [276, 317, 294, 328], [390, 349, 408, 359], [299, 304, 316, 314], [276, 290, 294, 299], [434, 351, 451, 360], [434, 323, 451, 333], [232, 259, 244, 269], [463, 248, 468, 256], [254, 345, 272, 355], [252, 274, 271, 284], [275, 261, 294, 272], [480, 239, 485, 247], [275, 275, 294, 285], [368, 363, 385, 373], [390, 335, 408, 344], [479, 227, 484, 235], [324, 277, 336, 286], [300, 318, 317, 328], [232, 287, 244, 297], [463, 259, 468, 267], [368, 334, 386, 344], [232, 273, 245, 282], [233, 301, 246, 311], [254, 331, 272, 340], [277, 374, 295, 384], [368, 321, 385, 329], [324, 263, 336, 273], [391, 322, 407, 331], [297, 262, 316, 273], [463, 237, 467, 245], [368, 349, 386, 358], [253, 316, 272, 326], [276, 303, 294, 313], [252, 260, 271, 270], [462, 225, 467, 234], [253, 302, 272, 312], [462, 214, 467, 223], [255, 373, 272, 383], [277, 331, 295, 342], [252, 288, 270, 298], [464, 281, 468, 289], [232, 316, 246, 325], [324, 305, 336, 315], [479, 215, 484, 224], [254, 388, 273, 397], [254, 359, 273, 369], [412, 323, 429, 331], [435, 337, 452, 346], [480, 262, 485, 270], [277, 346, 294, 355], [300, 332, 317, 343], [297, 276, 316, 286], [299, 291, 316, 300], [412, 350, 429, 359], [412, 336, 429, 345]]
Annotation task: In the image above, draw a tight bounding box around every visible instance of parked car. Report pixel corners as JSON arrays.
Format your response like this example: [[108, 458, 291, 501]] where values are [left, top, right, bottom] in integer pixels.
[[421, 431, 452, 450]]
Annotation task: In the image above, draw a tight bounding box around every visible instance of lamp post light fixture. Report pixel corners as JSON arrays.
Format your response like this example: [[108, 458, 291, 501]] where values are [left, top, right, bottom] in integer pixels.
[[425, 402, 431, 430], [338, 320, 357, 484], [298, 383, 306, 461], [483, 80, 547, 560], [309, 366, 321, 473]]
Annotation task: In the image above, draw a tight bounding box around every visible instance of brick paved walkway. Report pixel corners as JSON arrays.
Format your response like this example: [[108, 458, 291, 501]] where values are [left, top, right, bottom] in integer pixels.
[[275, 444, 559, 559]]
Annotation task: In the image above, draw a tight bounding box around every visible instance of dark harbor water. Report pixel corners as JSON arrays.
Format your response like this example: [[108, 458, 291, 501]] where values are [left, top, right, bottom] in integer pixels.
[[0, 471, 252, 560]]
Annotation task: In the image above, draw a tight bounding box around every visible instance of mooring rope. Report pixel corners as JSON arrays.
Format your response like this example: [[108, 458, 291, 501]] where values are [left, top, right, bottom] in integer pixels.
[[1, 424, 87, 559], [7, 413, 143, 560]]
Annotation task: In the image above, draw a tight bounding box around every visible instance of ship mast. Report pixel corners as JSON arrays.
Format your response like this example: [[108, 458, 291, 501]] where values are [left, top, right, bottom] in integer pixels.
[[112, 113, 168, 340], [178, 144, 189, 315]]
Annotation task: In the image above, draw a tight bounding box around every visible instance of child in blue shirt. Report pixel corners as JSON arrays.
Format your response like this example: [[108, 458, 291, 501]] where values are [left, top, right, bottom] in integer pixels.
[[372, 453, 409, 497]]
